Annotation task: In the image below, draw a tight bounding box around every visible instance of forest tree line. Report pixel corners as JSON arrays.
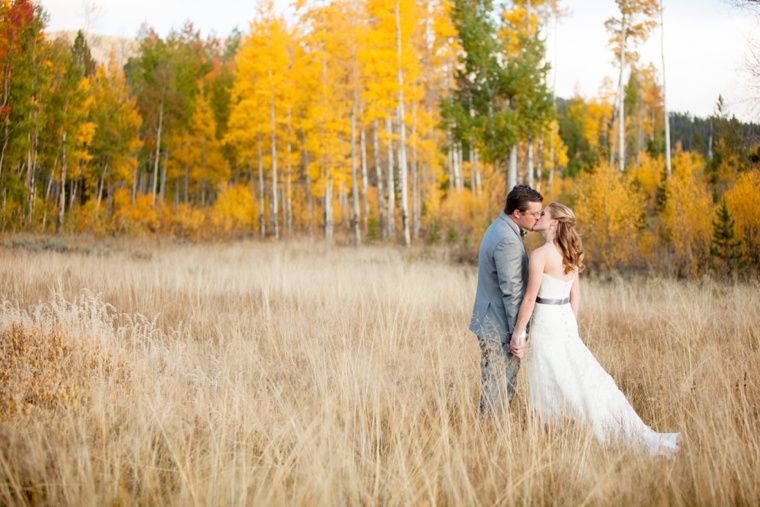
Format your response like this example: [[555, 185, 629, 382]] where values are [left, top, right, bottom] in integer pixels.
[[0, 0, 758, 277]]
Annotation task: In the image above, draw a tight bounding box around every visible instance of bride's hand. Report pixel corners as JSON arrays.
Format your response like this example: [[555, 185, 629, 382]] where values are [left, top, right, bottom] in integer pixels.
[[509, 330, 527, 359]]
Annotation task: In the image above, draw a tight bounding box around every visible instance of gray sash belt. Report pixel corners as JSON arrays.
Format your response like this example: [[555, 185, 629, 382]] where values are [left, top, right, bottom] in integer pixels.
[[536, 296, 569, 305]]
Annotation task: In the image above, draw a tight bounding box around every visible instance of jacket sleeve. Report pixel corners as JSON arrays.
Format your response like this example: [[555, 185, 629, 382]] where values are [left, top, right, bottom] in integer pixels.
[[493, 236, 523, 340]]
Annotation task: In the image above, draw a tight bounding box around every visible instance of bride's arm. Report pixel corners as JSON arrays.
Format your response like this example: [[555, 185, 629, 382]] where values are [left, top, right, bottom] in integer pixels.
[[569, 270, 581, 318], [509, 248, 546, 358]]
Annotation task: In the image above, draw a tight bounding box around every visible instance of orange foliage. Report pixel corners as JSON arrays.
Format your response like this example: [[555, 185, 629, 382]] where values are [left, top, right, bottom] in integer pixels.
[[110, 190, 160, 235], [74, 201, 108, 235]]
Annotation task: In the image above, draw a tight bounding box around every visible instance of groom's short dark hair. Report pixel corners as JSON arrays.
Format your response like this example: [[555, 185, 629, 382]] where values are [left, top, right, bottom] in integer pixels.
[[505, 185, 543, 215]]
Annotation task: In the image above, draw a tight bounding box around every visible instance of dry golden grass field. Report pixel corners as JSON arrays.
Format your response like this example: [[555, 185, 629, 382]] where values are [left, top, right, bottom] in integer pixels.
[[0, 236, 759, 506]]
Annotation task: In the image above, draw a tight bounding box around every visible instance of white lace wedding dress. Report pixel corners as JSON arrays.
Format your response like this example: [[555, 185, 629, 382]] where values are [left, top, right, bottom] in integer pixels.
[[525, 274, 679, 457]]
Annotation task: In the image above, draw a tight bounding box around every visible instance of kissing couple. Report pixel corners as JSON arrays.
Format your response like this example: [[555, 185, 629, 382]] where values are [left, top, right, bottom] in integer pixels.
[[469, 184, 679, 458]]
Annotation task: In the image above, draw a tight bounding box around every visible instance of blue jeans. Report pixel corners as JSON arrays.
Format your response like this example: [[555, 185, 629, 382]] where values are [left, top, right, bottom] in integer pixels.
[[479, 338, 521, 418]]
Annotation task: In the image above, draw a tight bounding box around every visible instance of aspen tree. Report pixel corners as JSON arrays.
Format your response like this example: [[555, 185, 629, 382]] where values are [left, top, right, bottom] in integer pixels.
[[605, 0, 658, 172], [360, 105, 369, 234], [421, 0, 458, 223], [659, 0, 671, 178], [169, 92, 228, 205], [394, 0, 411, 246], [373, 118, 386, 237], [49, 40, 93, 232], [501, 0, 554, 188], [366, 0, 420, 241], [228, 1, 292, 238], [88, 58, 142, 210], [298, 1, 354, 241], [346, 0, 365, 245], [386, 117, 395, 237]]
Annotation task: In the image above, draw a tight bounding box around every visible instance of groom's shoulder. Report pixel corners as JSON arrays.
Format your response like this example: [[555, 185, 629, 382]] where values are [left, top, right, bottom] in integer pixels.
[[484, 218, 517, 245], [484, 217, 507, 237]]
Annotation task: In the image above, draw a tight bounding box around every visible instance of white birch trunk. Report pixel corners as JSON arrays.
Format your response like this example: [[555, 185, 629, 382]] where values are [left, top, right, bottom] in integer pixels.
[[286, 107, 293, 233], [661, 1, 671, 178], [374, 118, 386, 238], [457, 143, 464, 192], [527, 138, 534, 187], [508, 147, 517, 191], [270, 94, 279, 240], [97, 163, 108, 209], [395, 0, 410, 247], [302, 132, 314, 239], [548, 144, 555, 194], [350, 81, 361, 246], [618, 17, 627, 172], [453, 142, 462, 192], [537, 136, 543, 189], [324, 173, 333, 242], [258, 134, 265, 238], [411, 104, 419, 239], [26, 135, 35, 224], [57, 95, 71, 233], [160, 148, 168, 202], [386, 116, 395, 238], [448, 129, 454, 189], [152, 103, 163, 206], [610, 110, 616, 167], [360, 107, 368, 234], [58, 131, 67, 233], [473, 148, 482, 197]]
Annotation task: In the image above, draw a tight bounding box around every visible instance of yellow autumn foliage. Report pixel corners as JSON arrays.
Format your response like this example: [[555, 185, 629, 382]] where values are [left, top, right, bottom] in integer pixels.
[[74, 200, 108, 235], [167, 203, 207, 241], [572, 161, 646, 271], [725, 169, 760, 265], [661, 150, 713, 276], [209, 184, 257, 239], [110, 189, 161, 235], [630, 151, 664, 198]]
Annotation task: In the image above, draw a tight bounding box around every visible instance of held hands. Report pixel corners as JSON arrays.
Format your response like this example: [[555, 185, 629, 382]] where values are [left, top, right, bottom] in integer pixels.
[[509, 330, 527, 359]]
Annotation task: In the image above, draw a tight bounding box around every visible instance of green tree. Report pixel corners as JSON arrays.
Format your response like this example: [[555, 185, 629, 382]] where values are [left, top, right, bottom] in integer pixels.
[[706, 95, 746, 196], [125, 23, 210, 206], [71, 30, 96, 78], [445, 0, 552, 193], [709, 199, 743, 283], [0, 0, 47, 228], [444, 0, 517, 190]]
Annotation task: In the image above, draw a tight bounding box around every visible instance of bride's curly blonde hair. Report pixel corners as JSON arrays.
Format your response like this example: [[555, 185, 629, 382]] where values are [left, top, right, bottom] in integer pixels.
[[547, 202, 585, 274]]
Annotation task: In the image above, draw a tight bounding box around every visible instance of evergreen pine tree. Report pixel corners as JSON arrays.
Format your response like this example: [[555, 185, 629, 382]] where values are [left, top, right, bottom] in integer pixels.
[[72, 31, 97, 78], [709, 200, 743, 283]]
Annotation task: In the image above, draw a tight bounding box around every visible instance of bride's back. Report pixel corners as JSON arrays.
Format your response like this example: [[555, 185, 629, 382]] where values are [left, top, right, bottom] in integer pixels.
[[540, 241, 575, 282]]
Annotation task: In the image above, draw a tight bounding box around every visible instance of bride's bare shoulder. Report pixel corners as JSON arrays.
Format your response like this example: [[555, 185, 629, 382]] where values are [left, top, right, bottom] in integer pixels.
[[529, 243, 548, 256], [529, 243, 554, 261]]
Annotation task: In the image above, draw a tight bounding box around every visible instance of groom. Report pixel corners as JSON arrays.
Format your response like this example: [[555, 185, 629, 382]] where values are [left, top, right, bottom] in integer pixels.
[[470, 184, 543, 417]]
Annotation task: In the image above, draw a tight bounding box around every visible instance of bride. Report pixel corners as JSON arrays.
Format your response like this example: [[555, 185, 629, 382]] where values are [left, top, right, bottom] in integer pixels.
[[508, 202, 679, 458]]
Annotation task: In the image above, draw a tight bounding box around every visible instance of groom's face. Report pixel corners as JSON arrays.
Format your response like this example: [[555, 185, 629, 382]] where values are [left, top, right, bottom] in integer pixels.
[[514, 202, 543, 231]]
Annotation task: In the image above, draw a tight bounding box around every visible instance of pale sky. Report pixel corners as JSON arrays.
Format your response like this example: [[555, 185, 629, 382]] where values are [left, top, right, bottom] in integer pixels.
[[43, 0, 759, 122]]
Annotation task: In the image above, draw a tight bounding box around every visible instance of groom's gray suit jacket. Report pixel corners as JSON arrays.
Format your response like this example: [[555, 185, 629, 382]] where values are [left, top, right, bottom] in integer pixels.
[[469, 212, 529, 344]]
